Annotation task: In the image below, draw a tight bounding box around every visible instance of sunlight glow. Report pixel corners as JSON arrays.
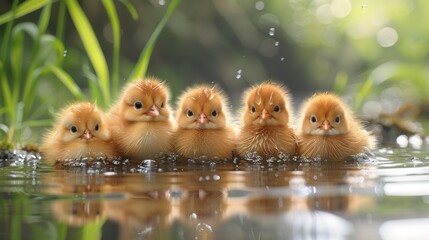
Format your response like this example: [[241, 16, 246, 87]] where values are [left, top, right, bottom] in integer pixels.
[[376, 27, 399, 47], [330, 0, 351, 18]]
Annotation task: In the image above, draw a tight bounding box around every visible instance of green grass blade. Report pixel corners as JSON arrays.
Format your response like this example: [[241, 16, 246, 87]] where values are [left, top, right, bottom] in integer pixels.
[[84, 65, 103, 105], [0, 0, 19, 60], [10, 23, 38, 112], [333, 72, 348, 96], [0, 0, 50, 26], [119, 0, 139, 20], [23, 119, 52, 128], [0, 123, 9, 134], [66, 0, 110, 105], [127, 0, 181, 82], [354, 78, 373, 111], [55, 0, 67, 41], [37, 0, 52, 36], [81, 219, 105, 240], [49, 65, 83, 100], [101, 0, 120, 99], [0, 61, 13, 116]]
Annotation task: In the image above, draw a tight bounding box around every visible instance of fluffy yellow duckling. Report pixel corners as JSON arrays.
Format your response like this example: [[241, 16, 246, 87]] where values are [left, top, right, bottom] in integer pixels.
[[173, 85, 236, 159], [298, 92, 376, 161], [236, 82, 297, 158], [41, 102, 116, 165], [108, 78, 174, 161]]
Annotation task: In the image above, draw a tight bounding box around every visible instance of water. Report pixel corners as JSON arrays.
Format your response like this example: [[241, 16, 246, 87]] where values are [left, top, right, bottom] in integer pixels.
[[236, 69, 242, 80], [1, 145, 429, 239]]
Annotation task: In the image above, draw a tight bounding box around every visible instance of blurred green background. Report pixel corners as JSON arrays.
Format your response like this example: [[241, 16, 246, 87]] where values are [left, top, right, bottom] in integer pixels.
[[1, 0, 428, 145]]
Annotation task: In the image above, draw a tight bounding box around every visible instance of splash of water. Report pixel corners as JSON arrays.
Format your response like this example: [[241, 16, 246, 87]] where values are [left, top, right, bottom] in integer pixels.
[[236, 69, 242, 79]]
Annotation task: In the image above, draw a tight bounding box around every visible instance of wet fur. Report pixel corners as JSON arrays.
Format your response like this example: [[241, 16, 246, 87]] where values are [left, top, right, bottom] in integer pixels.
[[237, 125, 297, 157], [298, 129, 372, 161], [174, 128, 236, 159]]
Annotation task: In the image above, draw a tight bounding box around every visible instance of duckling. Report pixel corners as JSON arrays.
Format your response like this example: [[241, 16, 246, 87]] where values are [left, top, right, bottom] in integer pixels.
[[108, 77, 174, 161], [41, 102, 116, 165], [236, 82, 297, 158], [298, 92, 376, 161], [173, 85, 235, 159]]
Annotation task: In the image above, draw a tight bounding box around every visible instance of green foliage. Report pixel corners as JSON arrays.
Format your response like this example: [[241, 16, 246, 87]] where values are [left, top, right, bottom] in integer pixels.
[[0, 0, 82, 144], [268, 0, 429, 113], [0, 0, 181, 145]]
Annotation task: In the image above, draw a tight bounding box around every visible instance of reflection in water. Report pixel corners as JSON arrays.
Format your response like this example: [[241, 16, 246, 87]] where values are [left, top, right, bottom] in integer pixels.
[[1, 147, 429, 239], [41, 158, 380, 240]]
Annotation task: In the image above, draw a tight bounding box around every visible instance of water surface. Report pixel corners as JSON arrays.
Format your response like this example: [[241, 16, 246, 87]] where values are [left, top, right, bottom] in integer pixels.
[[1, 146, 429, 240]]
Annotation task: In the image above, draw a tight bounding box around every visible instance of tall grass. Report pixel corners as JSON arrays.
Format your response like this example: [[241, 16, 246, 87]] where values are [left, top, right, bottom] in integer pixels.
[[0, 0, 82, 145], [0, 0, 181, 145]]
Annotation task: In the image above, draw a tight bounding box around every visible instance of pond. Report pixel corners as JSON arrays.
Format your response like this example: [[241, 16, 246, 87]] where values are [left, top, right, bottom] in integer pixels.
[[1, 144, 429, 240]]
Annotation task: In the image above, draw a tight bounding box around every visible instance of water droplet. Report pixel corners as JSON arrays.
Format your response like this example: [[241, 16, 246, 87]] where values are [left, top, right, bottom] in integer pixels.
[[190, 213, 198, 224], [195, 223, 213, 238], [236, 69, 242, 79], [168, 189, 182, 199], [199, 155, 209, 162], [274, 41, 279, 46], [255, 1, 265, 11], [63, 50, 68, 57], [411, 157, 422, 163], [396, 135, 408, 148], [269, 27, 275, 36], [409, 134, 423, 149], [280, 57, 285, 62], [159, 0, 166, 6], [141, 159, 156, 167]]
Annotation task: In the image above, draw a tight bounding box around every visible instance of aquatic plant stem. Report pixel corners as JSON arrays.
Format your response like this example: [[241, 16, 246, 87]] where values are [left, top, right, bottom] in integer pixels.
[[66, 0, 111, 106], [128, 0, 181, 82], [55, 0, 66, 42], [101, 0, 121, 100]]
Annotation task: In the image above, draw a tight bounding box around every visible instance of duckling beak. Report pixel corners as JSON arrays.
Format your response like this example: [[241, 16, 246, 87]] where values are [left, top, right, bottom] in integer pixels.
[[145, 105, 159, 116], [321, 120, 333, 131], [198, 113, 208, 124], [261, 109, 271, 120], [81, 129, 93, 140]]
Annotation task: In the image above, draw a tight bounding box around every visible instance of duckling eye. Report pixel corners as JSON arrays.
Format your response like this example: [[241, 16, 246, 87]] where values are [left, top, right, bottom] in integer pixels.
[[212, 110, 218, 117], [134, 101, 143, 110], [187, 110, 194, 117], [273, 105, 280, 112], [95, 124, 99, 131], [310, 115, 317, 124], [251, 106, 256, 113], [335, 115, 340, 124], [70, 126, 78, 133]]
